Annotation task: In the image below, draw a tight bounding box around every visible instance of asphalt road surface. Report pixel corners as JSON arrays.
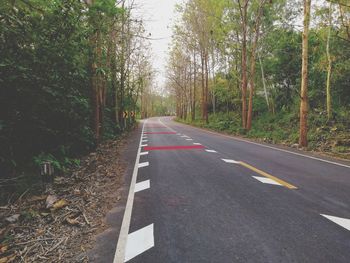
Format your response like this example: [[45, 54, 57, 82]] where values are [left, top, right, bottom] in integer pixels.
[[112, 117, 350, 263]]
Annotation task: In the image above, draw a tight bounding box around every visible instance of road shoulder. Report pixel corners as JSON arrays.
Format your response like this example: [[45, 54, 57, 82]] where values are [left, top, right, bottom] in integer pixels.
[[87, 124, 141, 263], [174, 119, 350, 167]]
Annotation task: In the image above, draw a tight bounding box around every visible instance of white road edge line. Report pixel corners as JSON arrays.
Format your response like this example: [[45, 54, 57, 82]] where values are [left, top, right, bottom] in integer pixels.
[[221, 159, 240, 164], [321, 214, 350, 231], [134, 180, 150, 193], [252, 176, 282, 186], [124, 224, 154, 262], [176, 122, 350, 169], [113, 120, 147, 263]]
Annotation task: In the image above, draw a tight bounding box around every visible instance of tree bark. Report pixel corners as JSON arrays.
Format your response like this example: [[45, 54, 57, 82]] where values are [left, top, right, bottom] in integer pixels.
[[192, 51, 197, 121], [258, 54, 270, 111], [326, 2, 332, 120], [246, 0, 264, 131], [204, 50, 209, 124], [201, 49, 205, 121], [299, 0, 311, 147], [239, 0, 248, 129]]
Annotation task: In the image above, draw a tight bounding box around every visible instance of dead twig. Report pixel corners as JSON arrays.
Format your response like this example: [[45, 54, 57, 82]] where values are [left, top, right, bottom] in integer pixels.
[[15, 237, 57, 246], [44, 237, 67, 255]]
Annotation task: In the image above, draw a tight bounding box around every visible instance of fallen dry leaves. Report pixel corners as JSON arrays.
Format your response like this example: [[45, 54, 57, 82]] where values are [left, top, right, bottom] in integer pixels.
[[0, 136, 129, 262]]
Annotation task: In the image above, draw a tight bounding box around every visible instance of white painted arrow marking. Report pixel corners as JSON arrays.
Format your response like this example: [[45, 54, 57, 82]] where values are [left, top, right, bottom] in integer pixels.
[[134, 180, 150, 193], [321, 214, 350, 231], [252, 176, 282, 186], [124, 224, 154, 262]]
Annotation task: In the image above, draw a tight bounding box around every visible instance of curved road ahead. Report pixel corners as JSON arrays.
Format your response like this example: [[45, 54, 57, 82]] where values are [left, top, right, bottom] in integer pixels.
[[112, 117, 350, 263]]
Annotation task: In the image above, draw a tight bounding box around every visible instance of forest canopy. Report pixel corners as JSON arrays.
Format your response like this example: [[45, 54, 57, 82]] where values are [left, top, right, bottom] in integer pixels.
[[0, 0, 168, 185], [167, 0, 349, 157]]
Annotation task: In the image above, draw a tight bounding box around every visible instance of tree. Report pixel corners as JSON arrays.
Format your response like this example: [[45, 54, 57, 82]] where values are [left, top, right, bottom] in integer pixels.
[[299, 0, 312, 147], [326, 2, 332, 120]]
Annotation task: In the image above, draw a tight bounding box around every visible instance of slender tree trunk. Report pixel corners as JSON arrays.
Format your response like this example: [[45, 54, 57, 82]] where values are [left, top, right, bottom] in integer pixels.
[[210, 49, 216, 115], [246, 0, 264, 131], [326, 2, 332, 120], [88, 0, 102, 142], [204, 50, 209, 124], [240, 0, 248, 129], [189, 60, 193, 120], [192, 51, 197, 121], [119, 0, 126, 130], [201, 49, 205, 121], [258, 54, 270, 111], [299, 0, 311, 147]]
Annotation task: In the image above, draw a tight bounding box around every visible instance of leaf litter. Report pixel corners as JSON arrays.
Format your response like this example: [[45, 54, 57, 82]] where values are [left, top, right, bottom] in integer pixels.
[[0, 136, 128, 262]]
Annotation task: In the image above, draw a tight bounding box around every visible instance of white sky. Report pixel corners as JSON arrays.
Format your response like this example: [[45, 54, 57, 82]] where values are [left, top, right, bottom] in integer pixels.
[[132, 0, 183, 90], [130, 0, 328, 90]]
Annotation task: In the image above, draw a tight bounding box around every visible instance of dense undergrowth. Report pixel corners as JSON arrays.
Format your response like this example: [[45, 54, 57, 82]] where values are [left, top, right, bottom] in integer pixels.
[[177, 109, 350, 160]]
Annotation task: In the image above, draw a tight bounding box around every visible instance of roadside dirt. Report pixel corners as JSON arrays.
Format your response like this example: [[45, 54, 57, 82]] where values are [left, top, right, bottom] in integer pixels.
[[0, 134, 131, 262]]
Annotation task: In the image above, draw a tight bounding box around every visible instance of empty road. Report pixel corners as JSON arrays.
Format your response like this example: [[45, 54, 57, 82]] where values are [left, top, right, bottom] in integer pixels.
[[113, 117, 350, 263]]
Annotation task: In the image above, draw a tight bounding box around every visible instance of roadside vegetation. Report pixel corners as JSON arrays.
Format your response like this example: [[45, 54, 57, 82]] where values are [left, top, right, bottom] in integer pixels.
[[0, 1, 171, 261], [168, 0, 350, 158], [0, 0, 171, 200]]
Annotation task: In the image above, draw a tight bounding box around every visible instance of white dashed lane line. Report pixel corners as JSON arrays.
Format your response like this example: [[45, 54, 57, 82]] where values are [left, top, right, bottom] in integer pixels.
[[124, 224, 154, 262], [138, 161, 149, 169], [114, 120, 149, 263], [221, 159, 240, 164], [205, 149, 217, 153], [193, 143, 201, 145], [134, 180, 150, 193], [140, 151, 149, 156]]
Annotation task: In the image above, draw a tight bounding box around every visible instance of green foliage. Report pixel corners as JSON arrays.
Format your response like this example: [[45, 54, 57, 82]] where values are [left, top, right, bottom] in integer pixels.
[[180, 108, 349, 158], [0, 0, 118, 179]]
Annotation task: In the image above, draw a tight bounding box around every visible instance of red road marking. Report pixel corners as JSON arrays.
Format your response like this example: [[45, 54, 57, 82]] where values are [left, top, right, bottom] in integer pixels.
[[144, 132, 177, 134], [143, 145, 205, 151]]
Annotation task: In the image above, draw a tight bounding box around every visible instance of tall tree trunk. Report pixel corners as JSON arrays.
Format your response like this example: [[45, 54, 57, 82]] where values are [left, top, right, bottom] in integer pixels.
[[246, 0, 264, 131], [239, 0, 248, 129], [299, 0, 311, 147], [258, 54, 270, 112], [326, 2, 332, 120], [210, 49, 216, 115], [201, 49, 205, 121], [88, 0, 102, 142], [189, 60, 193, 120], [192, 51, 197, 121], [119, 0, 126, 130], [204, 50, 209, 124]]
